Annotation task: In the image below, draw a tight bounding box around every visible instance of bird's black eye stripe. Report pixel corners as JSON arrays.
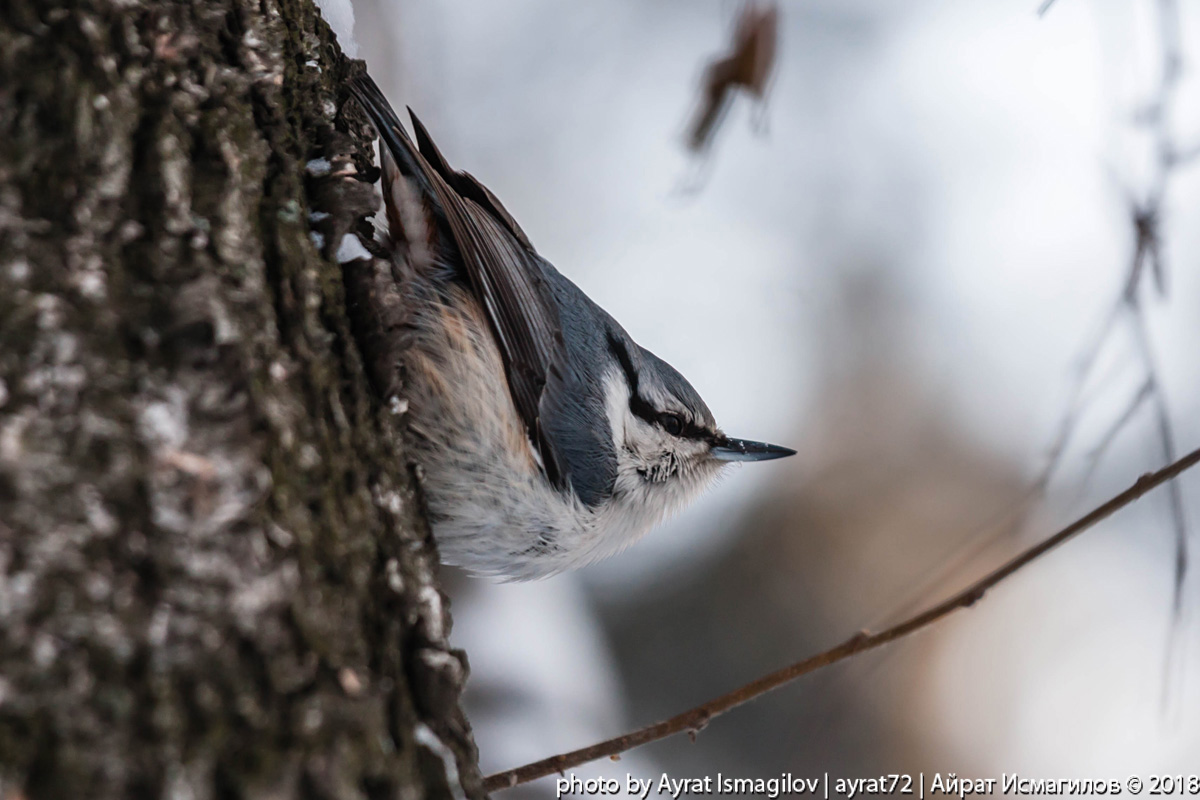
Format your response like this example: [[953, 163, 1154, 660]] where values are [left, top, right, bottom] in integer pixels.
[[659, 413, 683, 436], [607, 331, 656, 424], [606, 332, 709, 440], [660, 412, 706, 439]]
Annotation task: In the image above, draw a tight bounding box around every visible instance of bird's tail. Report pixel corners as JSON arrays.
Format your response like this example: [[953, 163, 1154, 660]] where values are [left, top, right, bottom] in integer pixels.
[[347, 73, 451, 255], [346, 74, 437, 202], [346, 72, 535, 254]]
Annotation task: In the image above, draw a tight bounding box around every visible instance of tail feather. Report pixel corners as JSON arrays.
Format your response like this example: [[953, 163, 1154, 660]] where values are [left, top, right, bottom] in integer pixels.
[[346, 74, 436, 202], [349, 73, 534, 251], [408, 110, 533, 251]]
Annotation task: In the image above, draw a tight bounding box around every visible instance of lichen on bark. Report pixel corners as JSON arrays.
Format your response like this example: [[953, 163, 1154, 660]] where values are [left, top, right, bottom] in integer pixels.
[[0, 0, 480, 798]]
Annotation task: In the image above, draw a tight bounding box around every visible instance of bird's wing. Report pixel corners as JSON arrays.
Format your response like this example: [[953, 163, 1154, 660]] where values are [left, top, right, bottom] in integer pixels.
[[348, 74, 568, 489]]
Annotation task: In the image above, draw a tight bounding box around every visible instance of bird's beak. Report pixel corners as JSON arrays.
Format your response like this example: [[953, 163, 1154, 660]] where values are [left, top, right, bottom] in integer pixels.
[[710, 436, 796, 463]]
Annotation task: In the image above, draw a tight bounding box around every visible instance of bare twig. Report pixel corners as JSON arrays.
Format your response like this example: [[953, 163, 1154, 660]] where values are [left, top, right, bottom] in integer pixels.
[[1148, 0, 1187, 618], [1036, 0, 1061, 17], [484, 446, 1200, 792], [901, 295, 1123, 621], [838, 0, 1194, 731], [1129, 308, 1188, 611], [871, 486, 1040, 629], [1034, 297, 1123, 496], [1079, 377, 1154, 489], [1035, 0, 1190, 624]]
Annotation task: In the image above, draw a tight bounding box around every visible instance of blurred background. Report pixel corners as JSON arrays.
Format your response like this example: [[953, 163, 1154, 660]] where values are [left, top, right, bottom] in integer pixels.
[[334, 0, 1200, 792]]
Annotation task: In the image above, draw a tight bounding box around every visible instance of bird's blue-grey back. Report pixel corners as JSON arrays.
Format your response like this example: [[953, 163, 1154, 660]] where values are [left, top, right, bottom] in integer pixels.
[[349, 72, 716, 510], [534, 261, 717, 505]]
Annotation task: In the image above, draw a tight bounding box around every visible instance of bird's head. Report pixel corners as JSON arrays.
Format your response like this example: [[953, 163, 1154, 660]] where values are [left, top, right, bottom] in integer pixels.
[[603, 333, 794, 523]]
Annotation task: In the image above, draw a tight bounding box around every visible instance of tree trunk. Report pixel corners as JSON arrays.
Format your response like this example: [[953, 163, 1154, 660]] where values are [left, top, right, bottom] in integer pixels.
[[0, 1, 481, 798]]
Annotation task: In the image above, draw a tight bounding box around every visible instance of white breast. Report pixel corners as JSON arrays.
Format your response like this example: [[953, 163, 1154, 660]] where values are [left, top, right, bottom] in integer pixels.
[[401, 287, 680, 580]]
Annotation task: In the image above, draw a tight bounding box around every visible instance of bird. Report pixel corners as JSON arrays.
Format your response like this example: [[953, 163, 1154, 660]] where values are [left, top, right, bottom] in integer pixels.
[[346, 73, 794, 581]]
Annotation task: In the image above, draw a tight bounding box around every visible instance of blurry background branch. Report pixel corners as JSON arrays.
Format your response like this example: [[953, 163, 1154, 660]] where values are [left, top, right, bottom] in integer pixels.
[[1037, 0, 1193, 633]]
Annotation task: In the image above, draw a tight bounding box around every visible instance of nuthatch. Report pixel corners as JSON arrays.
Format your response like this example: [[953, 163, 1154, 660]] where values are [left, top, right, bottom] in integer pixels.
[[347, 74, 794, 580]]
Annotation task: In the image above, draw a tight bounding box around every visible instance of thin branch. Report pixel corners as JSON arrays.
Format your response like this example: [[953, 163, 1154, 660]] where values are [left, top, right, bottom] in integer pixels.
[[1147, 0, 1188, 617], [484, 445, 1200, 792], [1035, 296, 1124, 495], [1040, 0, 1189, 632], [1037, 0, 1061, 17], [1078, 376, 1154, 490], [1128, 306, 1188, 612], [870, 487, 1039, 629], [872, 308, 1135, 634]]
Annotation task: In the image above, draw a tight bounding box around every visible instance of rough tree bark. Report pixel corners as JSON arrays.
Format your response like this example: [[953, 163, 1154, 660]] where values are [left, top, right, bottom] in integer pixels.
[[0, 0, 482, 798]]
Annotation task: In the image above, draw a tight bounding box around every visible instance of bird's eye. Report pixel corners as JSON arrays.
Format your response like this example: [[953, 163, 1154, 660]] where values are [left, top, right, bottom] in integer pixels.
[[658, 413, 684, 436]]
